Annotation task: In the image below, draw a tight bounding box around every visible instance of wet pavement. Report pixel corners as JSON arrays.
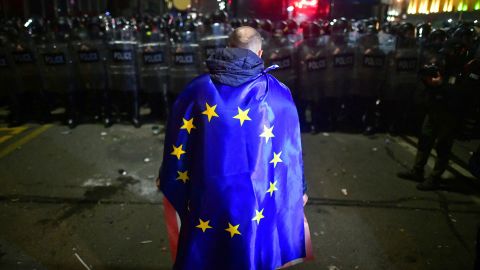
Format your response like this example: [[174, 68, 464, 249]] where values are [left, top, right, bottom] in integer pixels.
[[0, 123, 479, 270]]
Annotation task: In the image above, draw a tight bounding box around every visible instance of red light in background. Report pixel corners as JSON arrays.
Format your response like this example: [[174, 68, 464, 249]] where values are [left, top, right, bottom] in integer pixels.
[[294, 0, 318, 9]]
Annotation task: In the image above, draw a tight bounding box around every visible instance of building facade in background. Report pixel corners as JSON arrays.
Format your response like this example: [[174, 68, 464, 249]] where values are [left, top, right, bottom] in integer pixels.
[[387, 0, 480, 22]]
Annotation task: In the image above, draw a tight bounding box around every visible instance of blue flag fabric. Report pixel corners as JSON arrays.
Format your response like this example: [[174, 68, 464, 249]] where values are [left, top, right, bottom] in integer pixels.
[[159, 66, 306, 270]]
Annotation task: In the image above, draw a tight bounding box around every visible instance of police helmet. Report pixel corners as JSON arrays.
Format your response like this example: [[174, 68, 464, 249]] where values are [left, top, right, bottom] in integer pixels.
[[274, 20, 288, 36], [261, 19, 273, 33], [331, 18, 349, 34], [286, 19, 298, 35], [416, 22, 432, 39], [427, 29, 447, 47], [211, 10, 228, 24], [398, 22, 415, 38], [246, 18, 260, 29], [452, 25, 476, 46], [230, 18, 242, 29]]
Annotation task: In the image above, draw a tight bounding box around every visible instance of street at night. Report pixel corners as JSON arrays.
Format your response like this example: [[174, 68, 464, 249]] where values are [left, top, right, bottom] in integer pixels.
[[1, 0, 480, 269], [0, 123, 479, 269]]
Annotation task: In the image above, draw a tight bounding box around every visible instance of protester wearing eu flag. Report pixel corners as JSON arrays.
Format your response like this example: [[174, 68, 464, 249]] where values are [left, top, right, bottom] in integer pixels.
[[158, 26, 312, 270]]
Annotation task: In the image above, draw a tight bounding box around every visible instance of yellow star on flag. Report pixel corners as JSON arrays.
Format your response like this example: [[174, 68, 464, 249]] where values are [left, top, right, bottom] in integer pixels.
[[260, 125, 275, 143], [171, 144, 186, 160], [266, 181, 278, 197], [196, 219, 213, 232], [180, 117, 196, 134], [202, 102, 219, 122], [270, 151, 283, 168], [176, 170, 189, 183], [233, 107, 251, 126], [225, 222, 241, 238], [252, 208, 265, 224]]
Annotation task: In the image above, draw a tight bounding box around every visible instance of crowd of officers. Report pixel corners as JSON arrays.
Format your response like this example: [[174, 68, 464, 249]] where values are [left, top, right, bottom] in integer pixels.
[[0, 11, 479, 135]]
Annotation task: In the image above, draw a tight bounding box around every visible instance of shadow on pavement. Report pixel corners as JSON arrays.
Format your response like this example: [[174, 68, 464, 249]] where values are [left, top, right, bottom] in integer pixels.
[[36, 176, 139, 226]]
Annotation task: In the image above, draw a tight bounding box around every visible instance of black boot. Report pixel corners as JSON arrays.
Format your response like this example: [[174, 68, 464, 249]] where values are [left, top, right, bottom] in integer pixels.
[[397, 169, 424, 182], [416, 175, 440, 191]]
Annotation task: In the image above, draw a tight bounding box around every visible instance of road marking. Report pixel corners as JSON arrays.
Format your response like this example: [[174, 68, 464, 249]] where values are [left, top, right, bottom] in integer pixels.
[[0, 126, 28, 144], [0, 124, 52, 159], [0, 135, 13, 144]]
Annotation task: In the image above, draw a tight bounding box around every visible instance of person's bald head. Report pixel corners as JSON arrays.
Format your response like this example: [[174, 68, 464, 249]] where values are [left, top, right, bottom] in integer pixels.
[[228, 26, 263, 57]]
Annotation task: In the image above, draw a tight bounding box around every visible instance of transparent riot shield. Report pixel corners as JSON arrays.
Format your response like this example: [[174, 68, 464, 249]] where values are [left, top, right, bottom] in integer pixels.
[[37, 42, 76, 94], [10, 39, 51, 122], [37, 38, 79, 127], [199, 23, 229, 71], [72, 39, 108, 123], [351, 33, 385, 132], [106, 40, 141, 127], [0, 41, 18, 123], [297, 37, 329, 131], [168, 32, 201, 105], [10, 40, 43, 93], [138, 40, 169, 120], [264, 35, 298, 95], [382, 41, 420, 133]]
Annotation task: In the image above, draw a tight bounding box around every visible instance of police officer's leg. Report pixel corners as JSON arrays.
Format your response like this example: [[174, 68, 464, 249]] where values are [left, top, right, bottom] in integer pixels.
[[38, 89, 52, 123], [311, 99, 322, 133], [131, 89, 141, 128], [324, 97, 334, 131], [431, 116, 457, 179], [8, 89, 23, 126], [363, 97, 377, 135], [103, 87, 113, 127], [66, 84, 78, 128], [355, 96, 370, 132], [293, 94, 308, 132], [148, 92, 161, 120], [413, 114, 437, 173], [398, 114, 436, 182], [84, 88, 100, 121], [167, 92, 178, 116], [160, 83, 170, 121], [317, 97, 328, 131]]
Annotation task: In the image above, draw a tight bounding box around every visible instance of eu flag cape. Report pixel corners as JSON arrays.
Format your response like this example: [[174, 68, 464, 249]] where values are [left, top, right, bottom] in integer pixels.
[[159, 66, 312, 270]]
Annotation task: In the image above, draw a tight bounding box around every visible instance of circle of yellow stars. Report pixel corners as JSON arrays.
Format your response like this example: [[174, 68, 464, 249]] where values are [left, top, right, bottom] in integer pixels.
[[170, 101, 283, 238]]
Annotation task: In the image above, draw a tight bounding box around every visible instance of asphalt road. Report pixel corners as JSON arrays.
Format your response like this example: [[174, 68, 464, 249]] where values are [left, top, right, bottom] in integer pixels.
[[0, 123, 479, 270]]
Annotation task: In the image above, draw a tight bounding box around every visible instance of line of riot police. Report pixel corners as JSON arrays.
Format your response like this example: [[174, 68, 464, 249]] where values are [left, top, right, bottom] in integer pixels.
[[260, 17, 479, 136], [0, 13, 479, 134], [0, 11, 231, 128]]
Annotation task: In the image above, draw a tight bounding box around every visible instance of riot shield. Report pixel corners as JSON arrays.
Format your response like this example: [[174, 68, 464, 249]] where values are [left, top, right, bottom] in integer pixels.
[[168, 31, 201, 106], [106, 39, 141, 127], [138, 40, 169, 120]]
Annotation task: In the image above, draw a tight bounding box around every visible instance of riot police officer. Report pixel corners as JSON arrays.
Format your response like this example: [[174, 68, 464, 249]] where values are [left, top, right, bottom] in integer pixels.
[[263, 20, 301, 127], [137, 17, 170, 122], [105, 17, 141, 127], [382, 22, 419, 134], [199, 11, 230, 72], [10, 17, 50, 124], [324, 18, 355, 131], [168, 20, 201, 110], [37, 17, 78, 127], [398, 38, 474, 190], [297, 21, 327, 133], [351, 24, 385, 134], [0, 19, 19, 125], [416, 22, 432, 48], [259, 19, 273, 43], [71, 15, 109, 125]]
